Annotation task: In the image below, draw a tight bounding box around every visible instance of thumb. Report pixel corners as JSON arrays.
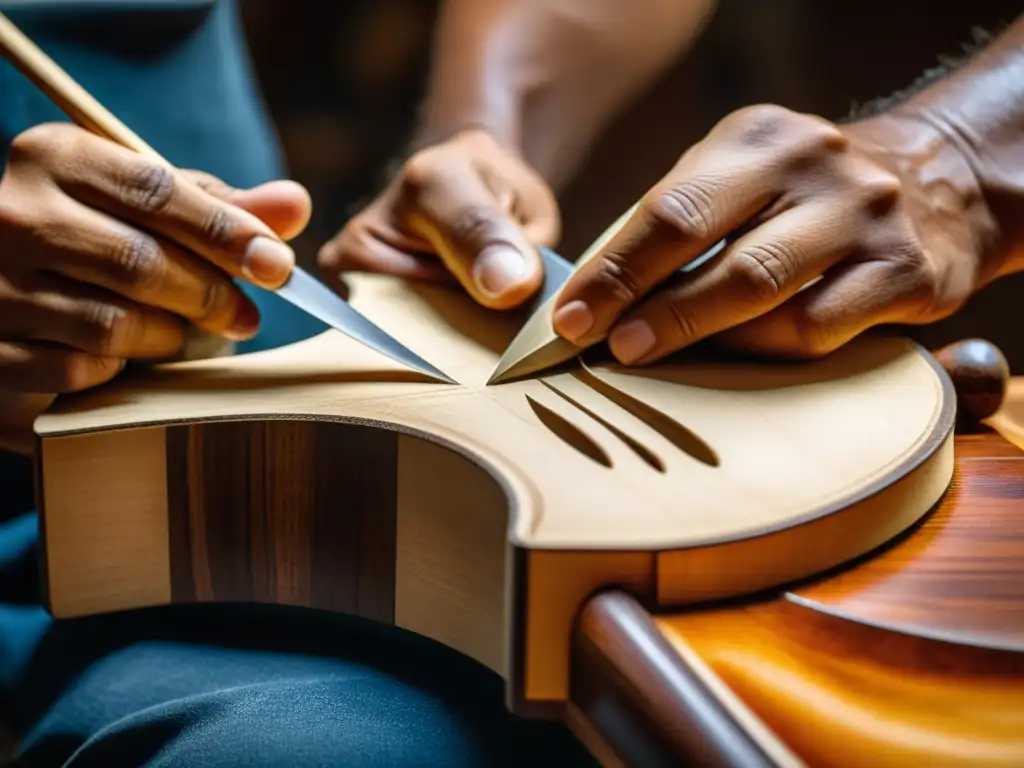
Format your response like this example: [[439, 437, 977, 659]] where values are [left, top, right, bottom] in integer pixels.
[[182, 170, 313, 242], [398, 162, 543, 310]]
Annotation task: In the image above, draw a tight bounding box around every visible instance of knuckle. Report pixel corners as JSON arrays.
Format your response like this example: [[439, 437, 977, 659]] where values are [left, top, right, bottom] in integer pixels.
[[594, 251, 645, 305], [801, 120, 849, 154], [642, 183, 717, 243], [109, 232, 165, 291], [118, 161, 176, 213], [194, 279, 234, 325], [80, 301, 133, 356], [790, 310, 837, 358], [201, 206, 235, 246], [56, 353, 99, 392], [888, 241, 930, 283], [858, 171, 902, 216], [180, 169, 218, 194], [729, 104, 797, 148], [447, 204, 502, 247], [0, 197, 30, 232], [9, 123, 68, 162], [893, 245, 948, 313], [665, 299, 701, 342], [781, 121, 850, 172], [400, 152, 444, 198], [731, 243, 794, 302]]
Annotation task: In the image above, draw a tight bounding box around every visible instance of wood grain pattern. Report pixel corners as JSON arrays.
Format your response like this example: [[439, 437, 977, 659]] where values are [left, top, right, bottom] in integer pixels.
[[394, 435, 510, 676], [787, 453, 1024, 652], [569, 429, 1024, 767], [166, 420, 397, 619], [956, 431, 1024, 458], [39, 428, 171, 617], [660, 601, 1024, 768]]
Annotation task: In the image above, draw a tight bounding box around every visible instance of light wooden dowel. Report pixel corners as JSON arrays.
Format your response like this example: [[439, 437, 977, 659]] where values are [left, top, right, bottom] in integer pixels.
[[0, 11, 233, 359], [0, 12, 160, 158]]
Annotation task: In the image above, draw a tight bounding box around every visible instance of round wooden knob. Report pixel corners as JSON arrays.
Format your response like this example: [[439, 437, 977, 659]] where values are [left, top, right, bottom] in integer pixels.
[[933, 339, 1010, 423]]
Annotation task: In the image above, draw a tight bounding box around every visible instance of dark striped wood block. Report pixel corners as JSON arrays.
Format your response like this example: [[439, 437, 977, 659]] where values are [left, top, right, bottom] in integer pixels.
[[166, 420, 397, 619]]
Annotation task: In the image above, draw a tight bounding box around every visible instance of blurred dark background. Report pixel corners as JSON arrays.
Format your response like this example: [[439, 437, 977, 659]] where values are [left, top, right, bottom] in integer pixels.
[[239, 0, 1024, 362]]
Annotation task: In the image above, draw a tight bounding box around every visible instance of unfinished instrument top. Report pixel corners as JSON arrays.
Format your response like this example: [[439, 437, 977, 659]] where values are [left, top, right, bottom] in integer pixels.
[[34, 223, 958, 709], [36, 265, 955, 552]]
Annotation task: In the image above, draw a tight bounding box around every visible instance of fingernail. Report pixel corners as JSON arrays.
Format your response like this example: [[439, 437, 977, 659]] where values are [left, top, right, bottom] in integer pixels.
[[610, 320, 656, 364], [473, 245, 526, 296], [226, 299, 261, 340], [243, 236, 294, 285], [553, 300, 593, 342]]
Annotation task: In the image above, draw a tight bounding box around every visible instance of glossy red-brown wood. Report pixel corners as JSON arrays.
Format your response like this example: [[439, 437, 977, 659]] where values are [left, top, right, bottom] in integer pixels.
[[570, 426, 1024, 767], [789, 451, 1024, 653]]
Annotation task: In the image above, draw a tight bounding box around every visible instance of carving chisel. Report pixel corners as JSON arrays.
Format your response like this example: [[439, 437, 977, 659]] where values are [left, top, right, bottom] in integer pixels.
[[0, 11, 455, 385], [489, 206, 726, 385]]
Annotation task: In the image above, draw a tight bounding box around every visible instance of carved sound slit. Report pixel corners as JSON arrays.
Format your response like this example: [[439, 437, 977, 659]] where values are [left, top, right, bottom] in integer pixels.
[[540, 380, 666, 472], [526, 394, 613, 468], [573, 367, 720, 468]]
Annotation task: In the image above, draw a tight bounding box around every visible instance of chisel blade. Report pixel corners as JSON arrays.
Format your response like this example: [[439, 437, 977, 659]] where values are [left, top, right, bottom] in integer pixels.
[[487, 229, 727, 385], [278, 266, 456, 384], [486, 246, 578, 385]]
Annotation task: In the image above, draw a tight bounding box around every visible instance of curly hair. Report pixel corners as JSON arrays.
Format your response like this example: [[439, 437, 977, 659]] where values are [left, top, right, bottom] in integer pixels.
[[843, 21, 1010, 121]]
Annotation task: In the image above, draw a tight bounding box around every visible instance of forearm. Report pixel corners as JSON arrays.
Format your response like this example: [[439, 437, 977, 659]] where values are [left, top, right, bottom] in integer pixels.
[[893, 14, 1024, 274], [416, 0, 716, 189]]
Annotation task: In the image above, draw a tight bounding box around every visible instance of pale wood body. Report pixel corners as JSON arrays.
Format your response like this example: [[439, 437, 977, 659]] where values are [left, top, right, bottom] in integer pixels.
[[35, 271, 955, 713]]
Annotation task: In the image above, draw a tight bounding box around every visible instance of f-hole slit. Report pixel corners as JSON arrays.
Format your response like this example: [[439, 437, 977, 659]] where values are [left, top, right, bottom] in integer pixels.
[[539, 381, 665, 472], [573, 366, 720, 468], [525, 394, 612, 468]]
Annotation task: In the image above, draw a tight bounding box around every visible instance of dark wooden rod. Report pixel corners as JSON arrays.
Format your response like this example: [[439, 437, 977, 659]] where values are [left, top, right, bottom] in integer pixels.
[[571, 591, 778, 768]]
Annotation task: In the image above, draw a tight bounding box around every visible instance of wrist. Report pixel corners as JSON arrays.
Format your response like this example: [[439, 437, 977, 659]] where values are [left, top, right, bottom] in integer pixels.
[[922, 106, 1024, 276], [845, 110, 1009, 280], [882, 20, 1024, 276]]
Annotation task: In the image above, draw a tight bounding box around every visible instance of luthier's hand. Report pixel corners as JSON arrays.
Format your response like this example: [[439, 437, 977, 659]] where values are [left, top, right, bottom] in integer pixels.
[[0, 122, 311, 395], [318, 129, 559, 310], [552, 105, 1002, 364]]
